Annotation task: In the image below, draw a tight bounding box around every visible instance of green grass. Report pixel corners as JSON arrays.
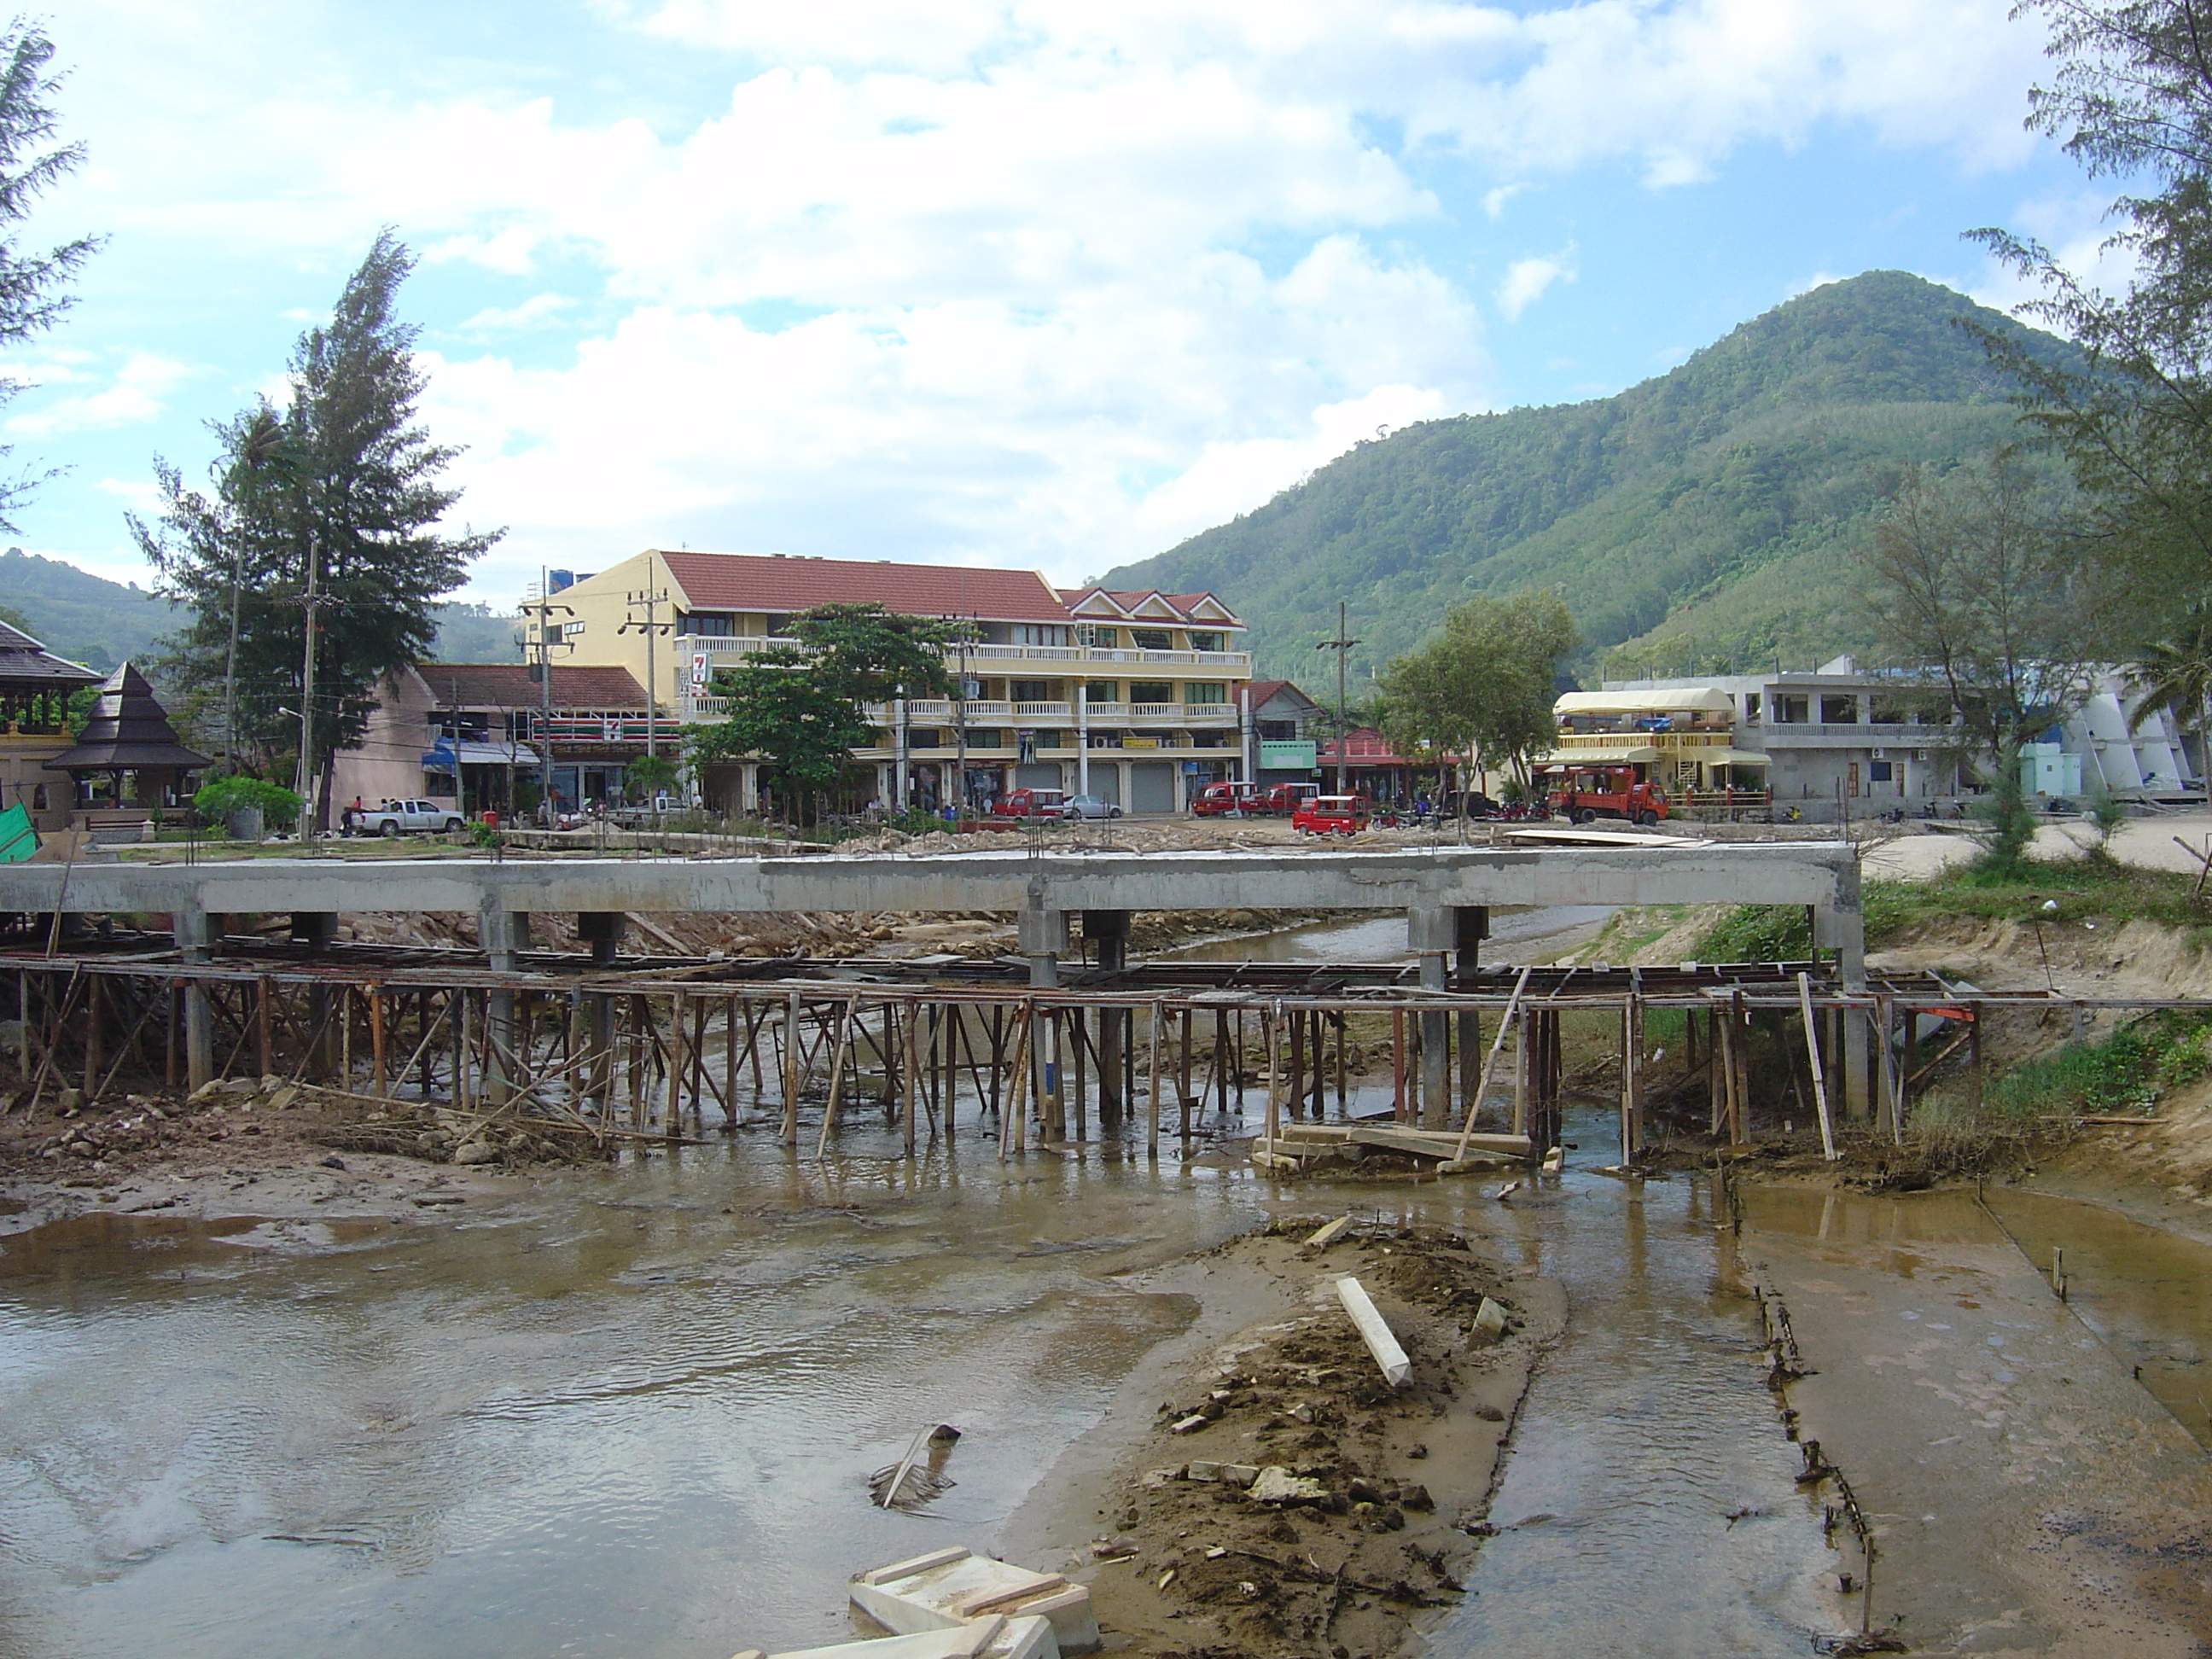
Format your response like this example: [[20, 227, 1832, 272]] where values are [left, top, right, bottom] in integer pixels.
[[1694, 853, 2212, 963], [1981, 1010, 2212, 1121]]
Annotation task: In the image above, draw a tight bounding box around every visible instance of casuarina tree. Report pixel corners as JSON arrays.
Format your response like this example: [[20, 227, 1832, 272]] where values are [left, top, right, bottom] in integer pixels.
[[135, 230, 502, 824], [0, 22, 100, 523]]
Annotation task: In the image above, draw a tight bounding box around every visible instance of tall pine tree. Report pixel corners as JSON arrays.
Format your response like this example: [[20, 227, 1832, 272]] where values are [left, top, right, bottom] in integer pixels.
[[137, 230, 502, 821]]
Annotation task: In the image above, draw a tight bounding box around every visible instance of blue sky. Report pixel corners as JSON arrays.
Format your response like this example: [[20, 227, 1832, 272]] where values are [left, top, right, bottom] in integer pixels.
[[9, 0, 2126, 606]]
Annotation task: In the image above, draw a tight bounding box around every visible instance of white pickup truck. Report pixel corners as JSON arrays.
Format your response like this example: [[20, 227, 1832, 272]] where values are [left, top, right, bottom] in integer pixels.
[[358, 799, 469, 837]]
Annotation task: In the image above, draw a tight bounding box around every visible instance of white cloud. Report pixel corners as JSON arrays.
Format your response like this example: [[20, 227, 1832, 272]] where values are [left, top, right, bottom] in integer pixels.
[[5, 353, 192, 438], [35, 0, 2070, 600], [1497, 247, 1578, 320], [454, 294, 576, 334]]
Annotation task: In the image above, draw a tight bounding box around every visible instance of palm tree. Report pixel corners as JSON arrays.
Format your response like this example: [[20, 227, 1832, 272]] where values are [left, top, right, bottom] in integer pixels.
[[2125, 605, 2212, 788]]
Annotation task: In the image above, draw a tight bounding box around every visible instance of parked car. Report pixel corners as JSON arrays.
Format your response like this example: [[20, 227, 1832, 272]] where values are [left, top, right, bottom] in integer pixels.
[[1543, 765, 1670, 826], [1191, 781, 1263, 817], [990, 788, 1068, 818], [359, 799, 469, 837], [1060, 794, 1122, 820], [1291, 794, 1371, 835]]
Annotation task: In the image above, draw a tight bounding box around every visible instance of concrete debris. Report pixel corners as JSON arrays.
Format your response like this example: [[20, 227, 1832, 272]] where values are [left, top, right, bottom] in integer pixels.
[[1335, 1275, 1413, 1388]]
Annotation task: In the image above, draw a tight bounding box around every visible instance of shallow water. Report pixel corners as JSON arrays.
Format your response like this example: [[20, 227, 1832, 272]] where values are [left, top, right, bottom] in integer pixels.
[[1155, 904, 1614, 965], [1417, 1105, 1846, 1657]]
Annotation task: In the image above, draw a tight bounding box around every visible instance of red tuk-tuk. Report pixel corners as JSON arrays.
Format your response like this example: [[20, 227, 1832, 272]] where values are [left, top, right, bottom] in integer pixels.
[[1544, 765, 1669, 825], [1192, 781, 1263, 817], [1257, 781, 1320, 817], [1292, 794, 1371, 835], [991, 788, 1068, 818]]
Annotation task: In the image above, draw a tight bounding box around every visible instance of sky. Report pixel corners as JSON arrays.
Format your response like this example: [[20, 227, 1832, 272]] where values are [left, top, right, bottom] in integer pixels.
[[3, 0, 2132, 607]]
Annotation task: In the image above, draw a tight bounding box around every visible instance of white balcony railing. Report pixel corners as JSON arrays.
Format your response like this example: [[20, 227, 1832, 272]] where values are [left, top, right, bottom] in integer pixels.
[[679, 635, 1251, 675]]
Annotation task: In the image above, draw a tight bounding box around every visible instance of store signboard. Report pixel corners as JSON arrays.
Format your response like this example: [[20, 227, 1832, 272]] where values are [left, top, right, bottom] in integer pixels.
[[1260, 740, 1318, 770]]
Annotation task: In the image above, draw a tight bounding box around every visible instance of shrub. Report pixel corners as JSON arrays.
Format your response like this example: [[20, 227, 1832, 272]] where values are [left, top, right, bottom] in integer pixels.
[[193, 775, 302, 827]]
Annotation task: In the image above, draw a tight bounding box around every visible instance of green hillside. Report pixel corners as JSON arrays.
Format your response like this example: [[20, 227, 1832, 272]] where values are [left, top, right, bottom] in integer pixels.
[[0, 546, 517, 674], [1102, 271, 2061, 684]]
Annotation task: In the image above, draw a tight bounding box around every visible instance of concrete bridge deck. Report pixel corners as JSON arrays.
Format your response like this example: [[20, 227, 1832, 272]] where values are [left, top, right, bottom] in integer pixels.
[[0, 839, 1864, 970]]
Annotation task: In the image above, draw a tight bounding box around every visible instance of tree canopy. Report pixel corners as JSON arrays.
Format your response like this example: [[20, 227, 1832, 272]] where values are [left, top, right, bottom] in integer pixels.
[[1971, 0, 2212, 639], [1374, 591, 1577, 783], [686, 603, 956, 820], [135, 230, 500, 805], [0, 23, 99, 527]]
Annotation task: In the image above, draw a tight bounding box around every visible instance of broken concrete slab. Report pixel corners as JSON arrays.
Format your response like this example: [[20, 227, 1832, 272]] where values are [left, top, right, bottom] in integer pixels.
[[1335, 1276, 1412, 1388], [851, 1546, 1099, 1657], [752, 1612, 1057, 1659]]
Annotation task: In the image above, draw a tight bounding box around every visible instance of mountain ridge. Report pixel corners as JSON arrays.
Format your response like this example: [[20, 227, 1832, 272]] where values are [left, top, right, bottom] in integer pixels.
[[1102, 271, 2062, 684]]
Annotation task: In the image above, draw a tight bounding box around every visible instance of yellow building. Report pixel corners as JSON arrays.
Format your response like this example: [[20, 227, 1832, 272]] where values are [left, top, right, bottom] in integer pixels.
[[546, 550, 1254, 813]]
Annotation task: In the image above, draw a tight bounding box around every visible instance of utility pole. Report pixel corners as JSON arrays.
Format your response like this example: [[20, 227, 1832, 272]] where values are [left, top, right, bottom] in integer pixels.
[[1314, 601, 1359, 795], [620, 582, 674, 821], [522, 568, 574, 824], [294, 530, 324, 842]]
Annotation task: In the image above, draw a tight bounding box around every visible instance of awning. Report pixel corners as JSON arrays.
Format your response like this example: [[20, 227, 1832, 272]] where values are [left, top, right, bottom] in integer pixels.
[[1692, 748, 1770, 769], [422, 742, 543, 769], [1555, 687, 1737, 718], [1534, 744, 1662, 767]]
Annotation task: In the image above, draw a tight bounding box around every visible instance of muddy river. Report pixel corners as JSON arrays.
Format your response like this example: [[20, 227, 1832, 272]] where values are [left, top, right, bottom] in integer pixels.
[[0, 912, 2203, 1656]]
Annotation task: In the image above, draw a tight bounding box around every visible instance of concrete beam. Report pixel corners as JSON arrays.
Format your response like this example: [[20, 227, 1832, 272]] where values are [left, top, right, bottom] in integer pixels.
[[0, 842, 1861, 934]]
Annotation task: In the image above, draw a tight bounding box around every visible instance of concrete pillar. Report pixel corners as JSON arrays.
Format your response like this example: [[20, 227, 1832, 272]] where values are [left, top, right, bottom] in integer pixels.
[[1021, 901, 1065, 1138], [1455, 905, 1488, 1111], [1084, 910, 1130, 1132], [578, 911, 626, 967], [1816, 882, 1870, 1121], [1408, 906, 1453, 1128], [173, 905, 215, 1091], [480, 905, 529, 973], [1020, 904, 1066, 989]]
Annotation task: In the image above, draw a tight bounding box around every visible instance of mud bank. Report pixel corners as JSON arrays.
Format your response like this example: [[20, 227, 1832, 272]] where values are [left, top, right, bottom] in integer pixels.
[[1004, 1216, 1563, 1659], [1737, 1182, 2212, 1656], [0, 1077, 530, 1237]]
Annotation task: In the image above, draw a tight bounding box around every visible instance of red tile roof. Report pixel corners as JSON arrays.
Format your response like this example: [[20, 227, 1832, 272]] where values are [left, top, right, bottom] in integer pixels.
[[419, 663, 648, 708], [660, 550, 1071, 623]]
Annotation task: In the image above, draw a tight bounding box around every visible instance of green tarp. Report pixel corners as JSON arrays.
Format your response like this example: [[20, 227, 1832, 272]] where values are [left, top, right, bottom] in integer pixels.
[[0, 803, 39, 864]]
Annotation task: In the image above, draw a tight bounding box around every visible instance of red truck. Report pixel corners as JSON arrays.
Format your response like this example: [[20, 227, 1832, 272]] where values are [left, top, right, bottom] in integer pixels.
[[1544, 765, 1670, 826], [1192, 781, 1263, 817], [990, 788, 1068, 818], [1291, 794, 1371, 835]]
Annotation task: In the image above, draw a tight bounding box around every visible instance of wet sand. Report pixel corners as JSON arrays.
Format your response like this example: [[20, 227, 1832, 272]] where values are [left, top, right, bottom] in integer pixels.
[[1738, 1184, 2212, 1656], [1004, 1217, 1563, 1658]]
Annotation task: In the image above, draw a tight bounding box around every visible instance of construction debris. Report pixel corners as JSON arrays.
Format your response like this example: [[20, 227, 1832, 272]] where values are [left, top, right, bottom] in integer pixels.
[[1335, 1275, 1412, 1388], [869, 1424, 963, 1511]]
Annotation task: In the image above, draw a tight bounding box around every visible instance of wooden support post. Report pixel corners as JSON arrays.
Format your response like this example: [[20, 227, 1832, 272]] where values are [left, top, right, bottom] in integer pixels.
[[1969, 1002, 1985, 1114], [818, 996, 859, 1156], [1001, 1002, 1033, 1159], [1391, 1009, 1406, 1121], [1263, 1007, 1282, 1151], [1797, 971, 1837, 1161], [81, 973, 102, 1102], [1333, 1010, 1348, 1117], [901, 998, 920, 1155], [666, 991, 689, 1140], [781, 990, 803, 1144], [1146, 1002, 1162, 1157], [255, 975, 273, 1080], [1512, 1008, 1530, 1139], [1875, 995, 1901, 1144]]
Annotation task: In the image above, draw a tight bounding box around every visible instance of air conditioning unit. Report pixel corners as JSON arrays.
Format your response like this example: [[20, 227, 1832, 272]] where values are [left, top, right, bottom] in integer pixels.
[[1871, 748, 1886, 760]]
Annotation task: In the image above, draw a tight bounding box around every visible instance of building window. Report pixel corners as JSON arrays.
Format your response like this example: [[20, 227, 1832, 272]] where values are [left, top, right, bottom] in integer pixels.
[[964, 729, 1004, 749], [680, 612, 737, 637], [1011, 679, 1055, 701], [907, 729, 943, 748], [1260, 720, 1298, 741], [1130, 627, 1173, 650], [1077, 624, 1117, 647], [1014, 624, 1070, 647], [765, 614, 791, 636], [1192, 731, 1226, 748], [1774, 696, 1808, 724], [1130, 680, 1173, 704], [1743, 693, 1761, 723], [1188, 631, 1223, 652], [1820, 695, 1860, 723], [31, 784, 45, 811], [1869, 760, 1895, 783], [1086, 681, 1118, 702], [1184, 682, 1225, 704]]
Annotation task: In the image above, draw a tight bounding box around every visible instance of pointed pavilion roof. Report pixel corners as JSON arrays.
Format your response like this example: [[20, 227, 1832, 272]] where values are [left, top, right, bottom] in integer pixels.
[[49, 661, 212, 772]]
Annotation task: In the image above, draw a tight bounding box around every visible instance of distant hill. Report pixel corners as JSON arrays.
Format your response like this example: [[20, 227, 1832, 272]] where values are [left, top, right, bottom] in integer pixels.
[[0, 547, 517, 673], [1099, 271, 2064, 683]]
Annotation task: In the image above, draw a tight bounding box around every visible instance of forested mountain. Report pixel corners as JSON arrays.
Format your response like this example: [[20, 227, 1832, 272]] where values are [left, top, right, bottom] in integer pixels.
[[1101, 271, 2065, 684], [0, 546, 517, 673]]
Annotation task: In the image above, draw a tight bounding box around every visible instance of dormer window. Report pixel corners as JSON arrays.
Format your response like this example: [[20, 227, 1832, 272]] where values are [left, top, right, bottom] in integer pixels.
[[682, 612, 736, 637], [1130, 627, 1172, 650]]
